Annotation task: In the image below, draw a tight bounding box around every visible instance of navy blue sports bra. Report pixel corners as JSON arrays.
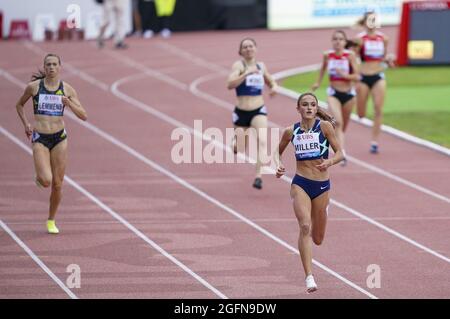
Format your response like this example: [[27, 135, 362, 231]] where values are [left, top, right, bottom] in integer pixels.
[[33, 80, 65, 117], [235, 62, 264, 96], [291, 119, 329, 161]]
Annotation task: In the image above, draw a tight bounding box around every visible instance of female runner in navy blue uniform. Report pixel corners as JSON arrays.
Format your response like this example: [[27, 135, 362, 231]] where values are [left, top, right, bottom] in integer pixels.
[[15, 54, 87, 234], [227, 38, 278, 189], [274, 92, 344, 293]]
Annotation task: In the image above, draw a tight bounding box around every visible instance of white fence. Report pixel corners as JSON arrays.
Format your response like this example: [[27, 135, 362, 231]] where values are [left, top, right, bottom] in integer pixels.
[[0, 0, 132, 40]]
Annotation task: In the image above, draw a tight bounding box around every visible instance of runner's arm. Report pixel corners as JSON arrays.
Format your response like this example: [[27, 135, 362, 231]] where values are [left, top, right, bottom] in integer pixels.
[[63, 83, 87, 121], [274, 126, 293, 178], [15, 83, 35, 138]]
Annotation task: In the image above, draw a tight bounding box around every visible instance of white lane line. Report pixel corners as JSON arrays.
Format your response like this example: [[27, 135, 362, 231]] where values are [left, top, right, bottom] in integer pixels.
[[0, 125, 227, 300], [153, 42, 450, 201], [330, 200, 450, 263], [347, 155, 450, 203], [21, 42, 450, 270], [189, 68, 450, 205], [22, 42, 109, 92], [111, 73, 255, 165], [0, 68, 27, 89], [161, 36, 449, 158], [1, 68, 377, 299], [155, 42, 228, 74], [0, 219, 78, 299], [19, 42, 450, 264], [115, 69, 450, 265], [276, 173, 450, 264], [187, 72, 450, 264], [189, 73, 235, 111], [102, 84, 378, 298], [272, 64, 322, 80], [12, 44, 450, 267], [5, 215, 450, 227], [272, 64, 450, 157], [189, 72, 307, 127], [105, 50, 188, 90]]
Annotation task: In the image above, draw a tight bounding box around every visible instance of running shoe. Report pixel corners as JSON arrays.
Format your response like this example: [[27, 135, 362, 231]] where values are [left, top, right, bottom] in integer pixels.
[[370, 143, 379, 154], [143, 30, 154, 39], [305, 275, 318, 293], [253, 177, 262, 189], [114, 41, 128, 49], [160, 28, 172, 38], [47, 220, 59, 234]]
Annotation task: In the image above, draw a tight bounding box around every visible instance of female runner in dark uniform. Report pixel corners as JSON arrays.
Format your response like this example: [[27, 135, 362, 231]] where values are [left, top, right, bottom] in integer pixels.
[[227, 38, 278, 189], [15, 53, 87, 234], [274, 92, 344, 293]]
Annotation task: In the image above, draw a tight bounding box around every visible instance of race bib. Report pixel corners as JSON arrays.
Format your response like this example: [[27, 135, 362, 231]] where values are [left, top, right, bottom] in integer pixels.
[[328, 59, 349, 76], [38, 94, 63, 114], [364, 40, 384, 57], [245, 73, 264, 89], [293, 132, 321, 159]]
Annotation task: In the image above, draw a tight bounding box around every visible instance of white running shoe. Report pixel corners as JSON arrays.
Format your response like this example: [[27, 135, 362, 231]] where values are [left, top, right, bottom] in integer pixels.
[[143, 30, 154, 39], [305, 275, 318, 293], [160, 28, 172, 38]]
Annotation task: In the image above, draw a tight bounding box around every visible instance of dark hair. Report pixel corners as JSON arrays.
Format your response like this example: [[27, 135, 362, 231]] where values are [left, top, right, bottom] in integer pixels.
[[332, 30, 348, 49], [238, 37, 257, 56], [345, 39, 358, 50], [297, 92, 336, 126], [31, 53, 61, 81]]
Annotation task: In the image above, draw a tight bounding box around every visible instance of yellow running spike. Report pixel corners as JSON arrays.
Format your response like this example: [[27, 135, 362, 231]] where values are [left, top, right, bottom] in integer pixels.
[[47, 220, 59, 234]]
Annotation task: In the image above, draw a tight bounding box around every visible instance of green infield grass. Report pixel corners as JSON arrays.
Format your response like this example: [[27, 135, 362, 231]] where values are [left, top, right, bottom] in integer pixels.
[[282, 66, 450, 147]]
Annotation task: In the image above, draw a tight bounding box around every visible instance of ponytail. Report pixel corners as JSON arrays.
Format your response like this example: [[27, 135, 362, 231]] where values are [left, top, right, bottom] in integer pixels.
[[345, 39, 358, 50], [31, 69, 46, 81], [356, 16, 366, 27], [317, 106, 336, 128]]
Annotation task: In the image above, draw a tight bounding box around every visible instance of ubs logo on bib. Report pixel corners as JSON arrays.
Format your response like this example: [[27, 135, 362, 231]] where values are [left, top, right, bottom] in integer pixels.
[[294, 132, 321, 158], [296, 134, 314, 141]]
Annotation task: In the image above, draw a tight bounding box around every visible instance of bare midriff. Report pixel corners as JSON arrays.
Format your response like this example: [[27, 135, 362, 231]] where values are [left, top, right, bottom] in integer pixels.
[[236, 95, 265, 111], [360, 60, 384, 76], [34, 115, 65, 134], [296, 159, 330, 181]]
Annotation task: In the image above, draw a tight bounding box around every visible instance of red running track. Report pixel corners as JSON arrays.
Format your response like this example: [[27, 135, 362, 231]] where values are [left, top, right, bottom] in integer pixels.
[[0, 27, 449, 299]]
